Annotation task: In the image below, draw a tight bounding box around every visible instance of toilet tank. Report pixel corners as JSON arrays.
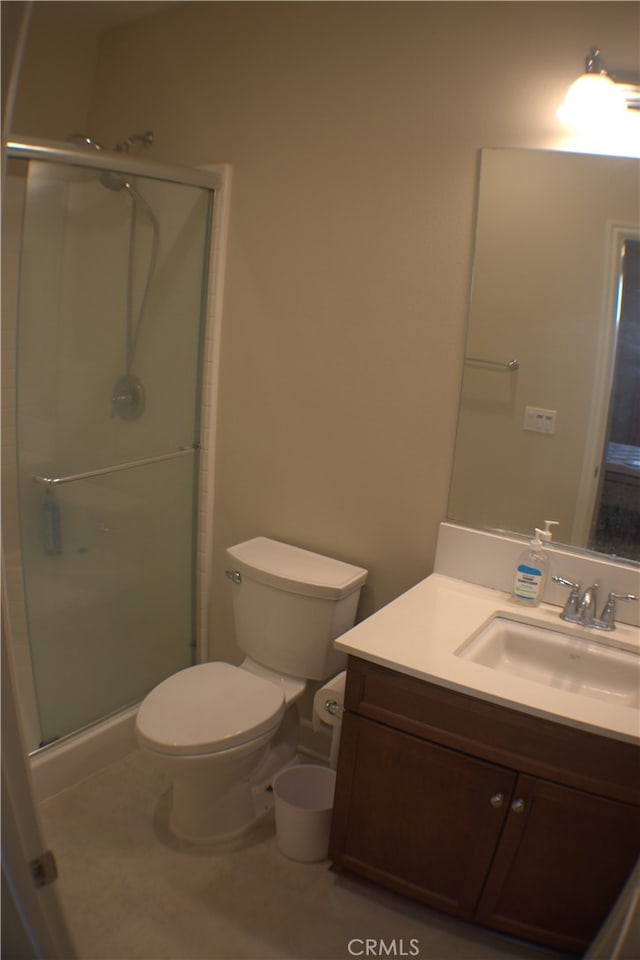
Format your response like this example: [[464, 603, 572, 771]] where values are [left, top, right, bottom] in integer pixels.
[[225, 537, 368, 681]]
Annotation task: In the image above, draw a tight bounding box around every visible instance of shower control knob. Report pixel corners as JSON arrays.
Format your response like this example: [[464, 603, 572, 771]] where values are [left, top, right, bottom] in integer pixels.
[[225, 569, 242, 584], [110, 374, 145, 421]]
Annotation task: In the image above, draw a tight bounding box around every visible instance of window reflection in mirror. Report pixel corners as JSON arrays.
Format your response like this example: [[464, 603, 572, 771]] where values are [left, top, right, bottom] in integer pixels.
[[448, 148, 640, 563]]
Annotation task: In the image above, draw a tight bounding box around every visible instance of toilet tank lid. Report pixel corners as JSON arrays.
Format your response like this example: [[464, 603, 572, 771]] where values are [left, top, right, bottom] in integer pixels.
[[226, 537, 367, 600]]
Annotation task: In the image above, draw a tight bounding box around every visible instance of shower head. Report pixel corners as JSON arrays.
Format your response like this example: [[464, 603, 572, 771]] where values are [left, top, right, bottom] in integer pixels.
[[99, 171, 159, 228], [99, 170, 128, 192]]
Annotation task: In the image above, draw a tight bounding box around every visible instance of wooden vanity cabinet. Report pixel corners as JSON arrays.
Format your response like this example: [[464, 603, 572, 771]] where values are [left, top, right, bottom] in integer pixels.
[[329, 657, 640, 955]]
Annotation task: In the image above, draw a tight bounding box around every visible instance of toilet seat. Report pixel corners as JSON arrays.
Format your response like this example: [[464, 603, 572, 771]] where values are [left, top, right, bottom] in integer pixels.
[[136, 662, 285, 757]]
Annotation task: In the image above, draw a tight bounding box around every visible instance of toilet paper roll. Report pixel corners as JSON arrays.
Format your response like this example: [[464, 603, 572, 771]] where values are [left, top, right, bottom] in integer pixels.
[[312, 671, 346, 732]]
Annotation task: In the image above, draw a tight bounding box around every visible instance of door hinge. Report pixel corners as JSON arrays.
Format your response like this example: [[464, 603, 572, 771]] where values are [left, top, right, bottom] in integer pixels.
[[30, 849, 58, 888]]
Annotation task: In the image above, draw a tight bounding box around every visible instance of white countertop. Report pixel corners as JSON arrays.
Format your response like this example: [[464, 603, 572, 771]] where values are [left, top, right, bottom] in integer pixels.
[[335, 574, 640, 745]]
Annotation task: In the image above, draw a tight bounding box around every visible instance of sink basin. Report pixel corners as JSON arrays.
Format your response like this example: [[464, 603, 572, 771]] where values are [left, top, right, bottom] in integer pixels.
[[456, 616, 640, 709]]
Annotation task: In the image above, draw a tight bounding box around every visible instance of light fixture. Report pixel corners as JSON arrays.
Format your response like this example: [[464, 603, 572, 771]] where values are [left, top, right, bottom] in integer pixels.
[[558, 47, 640, 131]]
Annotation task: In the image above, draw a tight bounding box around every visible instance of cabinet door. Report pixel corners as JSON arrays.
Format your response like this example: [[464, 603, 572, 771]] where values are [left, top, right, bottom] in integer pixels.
[[330, 714, 517, 918], [474, 774, 640, 954]]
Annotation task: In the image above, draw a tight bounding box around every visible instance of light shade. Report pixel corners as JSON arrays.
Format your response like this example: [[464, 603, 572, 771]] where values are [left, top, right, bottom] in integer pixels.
[[557, 72, 627, 130]]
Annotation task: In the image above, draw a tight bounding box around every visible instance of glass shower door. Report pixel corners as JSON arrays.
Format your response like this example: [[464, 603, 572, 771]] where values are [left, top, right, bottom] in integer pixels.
[[15, 156, 212, 746]]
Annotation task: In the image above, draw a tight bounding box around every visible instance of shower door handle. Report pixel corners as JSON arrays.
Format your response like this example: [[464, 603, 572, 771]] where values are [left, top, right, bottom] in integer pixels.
[[32, 445, 198, 487]]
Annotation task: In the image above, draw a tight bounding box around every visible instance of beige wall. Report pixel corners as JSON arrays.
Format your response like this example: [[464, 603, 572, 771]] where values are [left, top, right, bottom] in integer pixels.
[[10, 1, 640, 665], [11, 4, 99, 140]]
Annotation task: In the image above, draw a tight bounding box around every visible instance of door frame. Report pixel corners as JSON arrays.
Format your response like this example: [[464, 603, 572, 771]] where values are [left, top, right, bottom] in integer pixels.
[[2, 599, 77, 958], [572, 222, 640, 547]]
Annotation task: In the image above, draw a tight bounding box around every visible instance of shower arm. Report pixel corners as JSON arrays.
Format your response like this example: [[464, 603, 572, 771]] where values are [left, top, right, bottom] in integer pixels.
[[115, 131, 154, 153], [68, 131, 154, 154]]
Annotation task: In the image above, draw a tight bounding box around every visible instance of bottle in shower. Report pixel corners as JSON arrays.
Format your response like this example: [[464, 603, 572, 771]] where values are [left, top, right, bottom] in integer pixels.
[[42, 489, 62, 555]]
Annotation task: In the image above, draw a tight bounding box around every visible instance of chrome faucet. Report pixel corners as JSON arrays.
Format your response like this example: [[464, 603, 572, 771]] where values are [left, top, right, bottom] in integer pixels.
[[553, 576, 638, 631], [577, 584, 599, 627]]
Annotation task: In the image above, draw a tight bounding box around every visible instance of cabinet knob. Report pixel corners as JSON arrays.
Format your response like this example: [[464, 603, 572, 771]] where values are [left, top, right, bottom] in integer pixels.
[[511, 797, 526, 814], [489, 792, 505, 808]]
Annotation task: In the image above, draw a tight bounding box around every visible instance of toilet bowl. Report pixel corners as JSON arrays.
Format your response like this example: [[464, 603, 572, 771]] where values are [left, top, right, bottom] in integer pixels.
[[137, 660, 305, 843], [136, 537, 367, 843]]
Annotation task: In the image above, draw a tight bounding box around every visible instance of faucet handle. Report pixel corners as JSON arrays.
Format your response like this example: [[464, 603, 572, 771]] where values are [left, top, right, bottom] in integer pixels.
[[552, 576, 581, 621], [595, 593, 639, 632]]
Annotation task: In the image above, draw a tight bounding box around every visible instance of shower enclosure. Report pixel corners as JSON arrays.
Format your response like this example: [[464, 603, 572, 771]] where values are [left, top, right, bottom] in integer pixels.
[[2, 137, 228, 755]]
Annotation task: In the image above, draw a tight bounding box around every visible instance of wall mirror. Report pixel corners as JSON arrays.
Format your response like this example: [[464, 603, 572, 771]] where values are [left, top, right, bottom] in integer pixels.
[[448, 147, 640, 562]]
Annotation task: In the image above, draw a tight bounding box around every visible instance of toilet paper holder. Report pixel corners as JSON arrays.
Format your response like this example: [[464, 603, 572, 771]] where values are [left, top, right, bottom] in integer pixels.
[[324, 698, 344, 719]]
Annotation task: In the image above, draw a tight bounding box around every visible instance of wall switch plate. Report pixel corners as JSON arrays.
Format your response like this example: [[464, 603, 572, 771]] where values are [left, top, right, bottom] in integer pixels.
[[523, 406, 557, 435]]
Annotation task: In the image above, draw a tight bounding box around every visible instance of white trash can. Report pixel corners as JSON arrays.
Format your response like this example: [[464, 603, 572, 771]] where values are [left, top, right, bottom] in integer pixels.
[[272, 764, 337, 862]]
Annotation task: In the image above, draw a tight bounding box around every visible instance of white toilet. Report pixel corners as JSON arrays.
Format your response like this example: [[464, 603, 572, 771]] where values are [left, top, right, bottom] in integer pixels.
[[136, 537, 367, 844]]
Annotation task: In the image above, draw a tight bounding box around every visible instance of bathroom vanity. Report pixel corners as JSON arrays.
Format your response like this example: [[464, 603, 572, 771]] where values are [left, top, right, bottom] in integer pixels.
[[328, 535, 640, 955]]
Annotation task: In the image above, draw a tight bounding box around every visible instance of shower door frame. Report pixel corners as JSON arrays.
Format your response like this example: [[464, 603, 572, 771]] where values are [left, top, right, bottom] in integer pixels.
[[2, 136, 231, 757]]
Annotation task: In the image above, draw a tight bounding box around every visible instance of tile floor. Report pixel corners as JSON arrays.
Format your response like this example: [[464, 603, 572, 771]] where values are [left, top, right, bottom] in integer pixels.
[[40, 751, 570, 960]]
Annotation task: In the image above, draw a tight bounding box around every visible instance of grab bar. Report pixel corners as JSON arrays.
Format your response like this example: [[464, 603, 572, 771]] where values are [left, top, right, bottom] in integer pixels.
[[465, 356, 520, 371], [32, 446, 197, 487]]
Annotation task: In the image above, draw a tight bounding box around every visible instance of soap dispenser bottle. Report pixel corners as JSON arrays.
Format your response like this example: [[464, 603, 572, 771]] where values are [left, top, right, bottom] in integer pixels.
[[513, 520, 558, 606]]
